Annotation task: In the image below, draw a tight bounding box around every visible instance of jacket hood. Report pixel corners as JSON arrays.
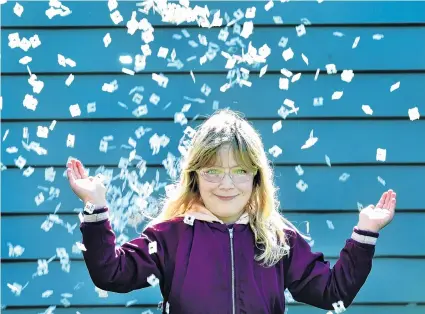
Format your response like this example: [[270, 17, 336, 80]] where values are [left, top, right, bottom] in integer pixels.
[[181, 203, 249, 225]]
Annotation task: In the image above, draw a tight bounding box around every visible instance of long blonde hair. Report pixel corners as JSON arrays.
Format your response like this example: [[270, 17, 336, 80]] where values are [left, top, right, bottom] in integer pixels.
[[150, 109, 310, 267]]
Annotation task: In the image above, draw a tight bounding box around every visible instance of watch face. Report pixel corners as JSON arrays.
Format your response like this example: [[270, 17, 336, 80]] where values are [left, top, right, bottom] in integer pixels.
[[84, 202, 95, 214]]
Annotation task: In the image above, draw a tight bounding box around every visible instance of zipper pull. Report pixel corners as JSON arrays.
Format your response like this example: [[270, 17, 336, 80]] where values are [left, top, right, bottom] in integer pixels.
[[229, 228, 234, 239]]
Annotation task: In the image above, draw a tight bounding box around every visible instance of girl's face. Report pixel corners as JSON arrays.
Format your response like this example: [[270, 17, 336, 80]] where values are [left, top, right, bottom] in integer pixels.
[[197, 144, 255, 223]]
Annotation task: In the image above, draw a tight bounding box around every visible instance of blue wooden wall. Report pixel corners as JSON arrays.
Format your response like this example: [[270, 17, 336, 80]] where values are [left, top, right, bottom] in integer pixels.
[[1, 1, 425, 313]]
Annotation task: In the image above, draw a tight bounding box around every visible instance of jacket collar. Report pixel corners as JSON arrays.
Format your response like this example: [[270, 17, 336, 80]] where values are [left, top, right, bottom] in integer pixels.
[[182, 203, 249, 225]]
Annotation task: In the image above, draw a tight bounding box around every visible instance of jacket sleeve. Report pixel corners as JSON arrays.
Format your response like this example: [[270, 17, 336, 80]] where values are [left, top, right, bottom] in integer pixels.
[[284, 227, 379, 310], [80, 209, 165, 293]]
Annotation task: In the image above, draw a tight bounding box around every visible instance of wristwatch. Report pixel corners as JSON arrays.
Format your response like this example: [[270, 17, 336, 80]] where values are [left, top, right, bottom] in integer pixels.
[[84, 201, 96, 214], [80, 201, 109, 223], [83, 201, 108, 215]]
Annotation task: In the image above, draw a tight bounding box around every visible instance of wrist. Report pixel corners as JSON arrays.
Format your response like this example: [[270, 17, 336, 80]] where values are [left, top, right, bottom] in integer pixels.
[[83, 200, 108, 213], [355, 224, 380, 234]]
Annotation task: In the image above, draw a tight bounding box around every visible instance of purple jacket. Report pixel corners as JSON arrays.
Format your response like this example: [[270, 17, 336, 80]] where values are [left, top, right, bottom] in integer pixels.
[[80, 206, 379, 314]]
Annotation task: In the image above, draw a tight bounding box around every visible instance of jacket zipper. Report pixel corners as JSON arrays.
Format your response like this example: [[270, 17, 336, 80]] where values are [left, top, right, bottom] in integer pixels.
[[229, 228, 235, 314]]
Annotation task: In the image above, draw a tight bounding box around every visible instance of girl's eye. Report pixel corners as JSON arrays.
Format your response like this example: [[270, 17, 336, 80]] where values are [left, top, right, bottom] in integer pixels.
[[206, 168, 222, 174]]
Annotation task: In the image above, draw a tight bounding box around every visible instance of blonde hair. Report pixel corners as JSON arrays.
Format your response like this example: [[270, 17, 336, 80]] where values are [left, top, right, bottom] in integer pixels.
[[149, 109, 310, 267]]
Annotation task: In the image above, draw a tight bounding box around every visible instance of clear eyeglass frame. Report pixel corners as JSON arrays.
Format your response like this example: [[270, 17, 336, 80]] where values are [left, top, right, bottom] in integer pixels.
[[196, 166, 258, 184]]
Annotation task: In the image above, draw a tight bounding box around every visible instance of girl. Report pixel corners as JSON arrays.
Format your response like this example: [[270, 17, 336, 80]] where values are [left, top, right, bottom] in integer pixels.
[[67, 109, 396, 314]]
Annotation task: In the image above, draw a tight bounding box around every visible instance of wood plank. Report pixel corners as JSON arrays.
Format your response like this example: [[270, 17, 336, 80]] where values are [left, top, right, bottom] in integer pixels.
[[1, 259, 424, 306], [2, 166, 425, 214], [2, 120, 425, 166], [3, 27, 425, 73], [2, 305, 425, 314], [3, 73, 424, 120], [2, 1, 425, 27], [2, 212, 424, 260]]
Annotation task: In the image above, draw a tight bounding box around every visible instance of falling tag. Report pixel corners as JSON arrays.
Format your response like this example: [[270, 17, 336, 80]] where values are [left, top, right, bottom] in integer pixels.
[[282, 48, 294, 61], [29, 35, 41, 48], [278, 36, 288, 48], [295, 165, 304, 176], [23, 166, 35, 177], [332, 91, 343, 100], [69, 104, 81, 117], [14, 155, 27, 169], [148, 241, 157, 254], [42, 290, 53, 298], [326, 220, 334, 230], [352, 36, 360, 49], [65, 74, 74, 86], [313, 97, 323, 107], [296, 179, 308, 192], [301, 53, 309, 65], [301, 130, 318, 149], [37, 126, 49, 138], [264, 0, 274, 11], [66, 134, 75, 148], [110, 10, 123, 24], [273, 16, 283, 24], [362, 105, 373, 115], [272, 121, 282, 133], [245, 7, 256, 18], [35, 192, 45, 206], [147, 274, 159, 287], [314, 68, 320, 81], [279, 78, 289, 90], [14, 3, 24, 17], [326, 64, 337, 74], [45, 167, 56, 182], [183, 214, 195, 226], [157, 47, 169, 59], [268, 145, 282, 158], [240, 21, 254, 39], [103, 33, 112, 47], [390, 81, 400, 92], [75, 242, 87, 252], [23, 94, 38, 111], [95, 286, 108, 298], [332, 300, 346, 314], [341, 70, 354, 83], [377, 176, 386, 186], [291, 73, 301, 83], [408, 107, 420, 121], [325, 155, 331, 167], [280, 68, 293, 78], [295, 24, 306, 37], [259, 65, 268, 77], [376, 148, 386, 162], [339, 173, 350, 182]]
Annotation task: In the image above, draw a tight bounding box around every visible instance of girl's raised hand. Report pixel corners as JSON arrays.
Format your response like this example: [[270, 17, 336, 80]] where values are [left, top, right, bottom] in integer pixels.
[[66, 158, 107, 207], [357, 189, 396, 233]]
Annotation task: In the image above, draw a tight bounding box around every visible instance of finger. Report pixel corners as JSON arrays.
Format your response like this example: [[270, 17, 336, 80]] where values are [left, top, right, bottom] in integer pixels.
[[66, 168, 77, 186], [389, 196, 397, 212], [72, 160, 81, 179], [376, 191, 387, 208], [66, 161, 75, 177], [76, 160, 87, 179], [384, 190, 394, 208]]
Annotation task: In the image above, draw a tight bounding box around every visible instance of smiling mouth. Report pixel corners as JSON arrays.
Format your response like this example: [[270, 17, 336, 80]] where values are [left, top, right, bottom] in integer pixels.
[[215, 195, 238, 200]]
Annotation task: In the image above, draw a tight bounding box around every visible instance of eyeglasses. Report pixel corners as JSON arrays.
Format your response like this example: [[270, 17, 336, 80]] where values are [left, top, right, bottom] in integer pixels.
[[197, 166, 257, 184]]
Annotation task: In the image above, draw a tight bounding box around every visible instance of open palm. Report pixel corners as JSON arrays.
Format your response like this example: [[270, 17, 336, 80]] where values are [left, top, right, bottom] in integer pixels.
[[358, 189, 396, 233], [66, 159, 107, 206]]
